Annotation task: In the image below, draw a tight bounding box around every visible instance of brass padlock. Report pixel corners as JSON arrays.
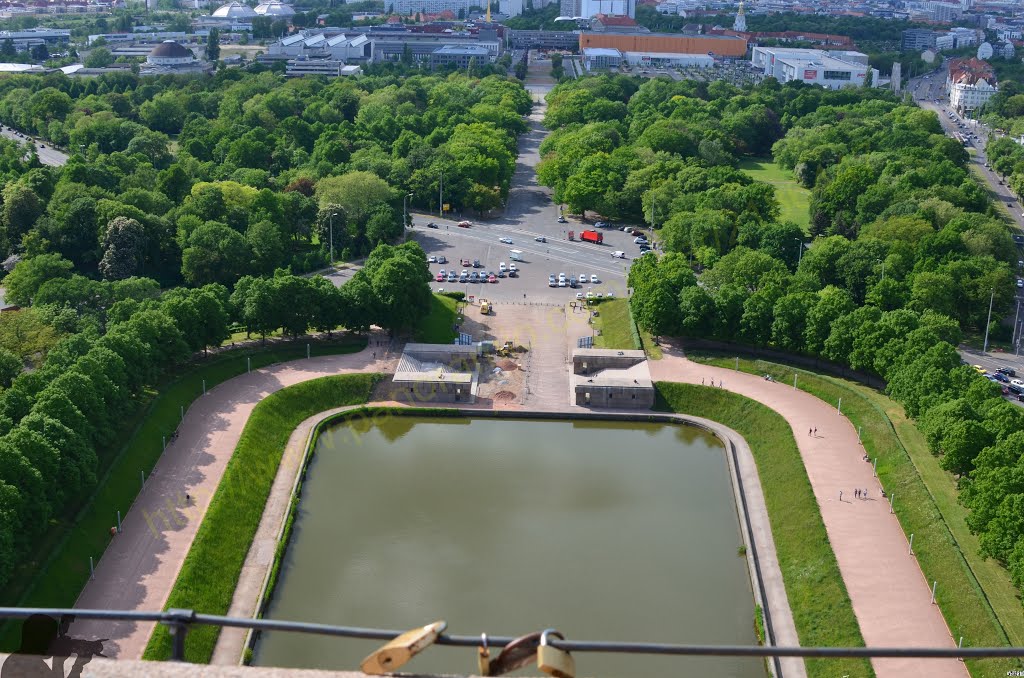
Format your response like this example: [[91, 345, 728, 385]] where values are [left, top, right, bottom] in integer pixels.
[[360, 620, 447, 675], [486, 631, 542, 676], [477, 633, 491, 676], [537, 628, 575, 678]]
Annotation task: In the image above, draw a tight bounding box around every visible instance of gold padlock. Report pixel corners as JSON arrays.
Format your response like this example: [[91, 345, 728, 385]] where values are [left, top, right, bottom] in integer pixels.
[[537, 628, 575, 678], [477, 632, 491, 676], [360, 620, 447, 675]]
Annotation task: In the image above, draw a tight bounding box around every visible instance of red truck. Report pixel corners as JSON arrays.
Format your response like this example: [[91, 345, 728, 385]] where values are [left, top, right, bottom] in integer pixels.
[[580, 230, 603, 244]]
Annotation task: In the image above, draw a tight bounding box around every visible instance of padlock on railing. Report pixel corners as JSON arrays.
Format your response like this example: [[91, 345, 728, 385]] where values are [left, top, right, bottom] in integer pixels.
[[537, 629, 575, 678], [485, 631, 542, 676], [360, 620, 447, 675], [477, 632, 491, 676]]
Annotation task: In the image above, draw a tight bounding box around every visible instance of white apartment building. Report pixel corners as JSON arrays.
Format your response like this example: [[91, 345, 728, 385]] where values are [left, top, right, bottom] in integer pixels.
[[947, 57, 997, 113], [751, 46, 868, 89]]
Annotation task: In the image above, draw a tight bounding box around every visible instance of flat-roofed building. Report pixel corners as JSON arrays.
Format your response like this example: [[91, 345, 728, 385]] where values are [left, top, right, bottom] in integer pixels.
[[582, 46, 621, 69], [429, 44, 492, 68], [751, 46, 868, 88], [579, 31, 747, 57]]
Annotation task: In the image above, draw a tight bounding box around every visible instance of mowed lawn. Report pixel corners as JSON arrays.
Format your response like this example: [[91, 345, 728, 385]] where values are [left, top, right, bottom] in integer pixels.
[[740, 159, 811, 232]]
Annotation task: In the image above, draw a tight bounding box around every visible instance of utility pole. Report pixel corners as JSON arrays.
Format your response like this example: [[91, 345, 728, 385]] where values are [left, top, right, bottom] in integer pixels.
[[794, 238, 803, 268], [983, 288, 995, 354], [1014, 299, 1021, 349], [403, 193, 413, 227], [439, 171, 444, 217], [329, 212, 338, 264]]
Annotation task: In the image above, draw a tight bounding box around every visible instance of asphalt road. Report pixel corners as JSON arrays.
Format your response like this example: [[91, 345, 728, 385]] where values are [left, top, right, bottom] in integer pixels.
[[909, 68, 1024, 402], [0, 124, 68, 166]]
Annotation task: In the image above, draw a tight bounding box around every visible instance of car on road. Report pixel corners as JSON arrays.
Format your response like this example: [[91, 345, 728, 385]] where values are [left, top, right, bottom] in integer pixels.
[[427, 222, 439, 229], [590, 274, 599, 283], [1013, 379, 1024, 388], [557, 216, 567, 223], [994, 373, 1010, 383], [612, 250, 626, 258], [1018, 279, 1023, 288], [999, 367, 1017, 377], [499, 237, 513, 244], [428, 255, 437, 263], [535, 236, 546, 242], [548, 274, 557, 287], [457, 220, 472, 228], [595, 221, 610, 228]]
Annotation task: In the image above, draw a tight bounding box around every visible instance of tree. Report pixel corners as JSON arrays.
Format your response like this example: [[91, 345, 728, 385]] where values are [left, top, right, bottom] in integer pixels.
[[99, 217, 146, 281], [4, 253, 73, 306], [246, 221, 286, 275], [206, 28, 221, 62], [84, 47, 113, 68], [29, 43, 48, 62], [2, 181, 43, 249], [0, 348, 21, 388], [180, 223, 250, 287], [314, 171, 397, 226]]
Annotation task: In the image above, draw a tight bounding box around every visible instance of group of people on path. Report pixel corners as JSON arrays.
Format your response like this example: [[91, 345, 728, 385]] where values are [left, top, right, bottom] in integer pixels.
[[701, 377, 724, 388]]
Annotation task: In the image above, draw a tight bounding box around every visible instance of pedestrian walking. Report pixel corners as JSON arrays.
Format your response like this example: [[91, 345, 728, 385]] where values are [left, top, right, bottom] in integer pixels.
[[855, 489, 860, 499], [702, 377, 705, 385], [863, 488, 868, 499], [813, 427, 817, 436], [839, 490, 843, 501], [372, 351, 376, 360], [808, 427, 812, 436]]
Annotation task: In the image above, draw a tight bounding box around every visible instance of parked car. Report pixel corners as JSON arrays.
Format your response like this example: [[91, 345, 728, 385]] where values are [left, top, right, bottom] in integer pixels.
[[590, 274, 599, 283], [998, 367, 1017, 377], [473, 259, 482, 268], [595, 221, 609, 228], [634, 236, 648, 244], [428, 255, 437, 263], [427, 222, 439, 229], [457, 220, 472, 228], [994, 373, 1009, 383], [579, 274, 587, 283], [612, 250, 626, 259], [437, 256, 446, 264], [557, 215, 567, 223], [558, 273, 567, 287], [1012, 379, 1024, 388], [461, 258, 471, 267], [548, 274, 557, 287], [576, 292, 584, 299], [509, 263, 517, 273], [436, 271, 445, 282], [488, 274, 497, 283]]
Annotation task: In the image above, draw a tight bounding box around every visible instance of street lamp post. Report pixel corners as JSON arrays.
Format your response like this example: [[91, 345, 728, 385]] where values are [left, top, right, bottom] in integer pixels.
[[438, 172, 444, 217], [794, 238, 803, 268], [403, 193, 413, 227], [983, 288, 995, 354], [329, 211, 338, 264]]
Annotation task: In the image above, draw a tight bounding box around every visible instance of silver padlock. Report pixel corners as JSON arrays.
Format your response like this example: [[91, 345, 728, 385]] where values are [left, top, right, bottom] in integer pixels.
[[537, 628, 575, 678]]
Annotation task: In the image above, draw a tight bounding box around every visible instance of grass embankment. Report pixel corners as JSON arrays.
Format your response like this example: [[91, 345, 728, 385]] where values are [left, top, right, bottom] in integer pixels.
[[144, 373, 381, 662], [739, 159, 812, 232], [414, 294, 459, 343], [0, 337, 368, 651], [654, 382, 872, 678], [593, 298, 663, 359], [693, 354, 1023, 678]]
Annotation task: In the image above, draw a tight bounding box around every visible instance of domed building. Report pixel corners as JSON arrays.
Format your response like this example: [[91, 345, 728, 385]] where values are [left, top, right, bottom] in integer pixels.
[[211, 1, 257, 19], [254, 0, 295, 16], [146, 40, 196, 66]]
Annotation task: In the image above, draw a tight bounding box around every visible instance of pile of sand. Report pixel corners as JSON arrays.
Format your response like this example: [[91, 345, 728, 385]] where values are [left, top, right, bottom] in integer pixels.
[[493, 391, 517, 401], [498, 359, 518, 371]]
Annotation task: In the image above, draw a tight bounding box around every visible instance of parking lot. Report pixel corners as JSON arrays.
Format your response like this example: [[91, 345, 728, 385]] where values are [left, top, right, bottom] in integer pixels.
[[409, 216, 643, 302]]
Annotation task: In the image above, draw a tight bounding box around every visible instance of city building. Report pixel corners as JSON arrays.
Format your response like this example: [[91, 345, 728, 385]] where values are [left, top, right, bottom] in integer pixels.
[[428, 43, 492, 67], [560, 0, 637, 20], [393, 0, 472, 16], [253, 0, 294, 16], [590, 13, 644, 32], [0, 28, 70, 52], [733, 0, 746, 32], [572, 349, 654, 409], [391, 344, 479, 404], [578, 32, 747, 58], [285, 58, 360, 76], [902, 28, 937, 50], [507, 29, 580, 50], [582, 46, 621, 69], [267, 30, 371, 60], [949, 26, 978, 47], [145, 40, 196, 66], [947, 57, 997, 113], [751, 46, 869, 88], [210, 1, 256, 20]]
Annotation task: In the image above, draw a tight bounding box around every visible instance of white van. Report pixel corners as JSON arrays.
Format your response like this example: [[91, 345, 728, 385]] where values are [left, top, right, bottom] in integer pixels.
[[612, 251, 626, 259], [499, 262, 507, 272], [509, 250, 523, 261]]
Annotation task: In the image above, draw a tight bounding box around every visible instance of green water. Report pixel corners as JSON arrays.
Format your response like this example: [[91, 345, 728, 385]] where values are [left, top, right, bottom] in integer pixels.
[[254, 417, 764, 678]]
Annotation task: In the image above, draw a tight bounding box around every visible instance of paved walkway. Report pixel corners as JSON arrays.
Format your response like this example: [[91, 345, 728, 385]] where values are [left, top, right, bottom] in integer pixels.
[[648, 343, 968, 678], [70, 335, 400, 659]]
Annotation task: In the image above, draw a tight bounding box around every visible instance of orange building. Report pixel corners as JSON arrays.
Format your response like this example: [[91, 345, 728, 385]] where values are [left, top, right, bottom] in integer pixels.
[[578, 32, 748, 57]]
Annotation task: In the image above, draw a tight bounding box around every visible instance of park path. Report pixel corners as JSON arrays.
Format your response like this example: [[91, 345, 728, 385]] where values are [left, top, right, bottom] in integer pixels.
[[70, 334, 400, 660], [648, 343, 968, 678]]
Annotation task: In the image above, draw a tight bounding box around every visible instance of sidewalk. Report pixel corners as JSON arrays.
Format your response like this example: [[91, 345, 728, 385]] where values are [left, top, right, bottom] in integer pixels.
[[648, 345, 968, 678], [69, 335, 398, 659]]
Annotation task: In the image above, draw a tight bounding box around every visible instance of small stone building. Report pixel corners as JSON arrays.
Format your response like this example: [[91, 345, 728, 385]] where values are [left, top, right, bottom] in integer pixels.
[[572, 348, 654, 409], [390, 343, 479, 404]]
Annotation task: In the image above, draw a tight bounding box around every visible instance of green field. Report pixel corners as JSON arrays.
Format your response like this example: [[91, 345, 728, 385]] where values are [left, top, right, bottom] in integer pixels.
[[655, 382, 871, 678], [0, 338, 367, 651], [145, 373, 380, 662], [593, 298, 663, 358], [414, 294, 459, 344], [740, 159, 812, 231], [693, 354, 1024, 678]]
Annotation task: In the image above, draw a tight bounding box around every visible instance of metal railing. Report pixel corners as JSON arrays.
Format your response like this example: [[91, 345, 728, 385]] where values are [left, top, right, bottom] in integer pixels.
[[2, 607, 1024, 666]]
